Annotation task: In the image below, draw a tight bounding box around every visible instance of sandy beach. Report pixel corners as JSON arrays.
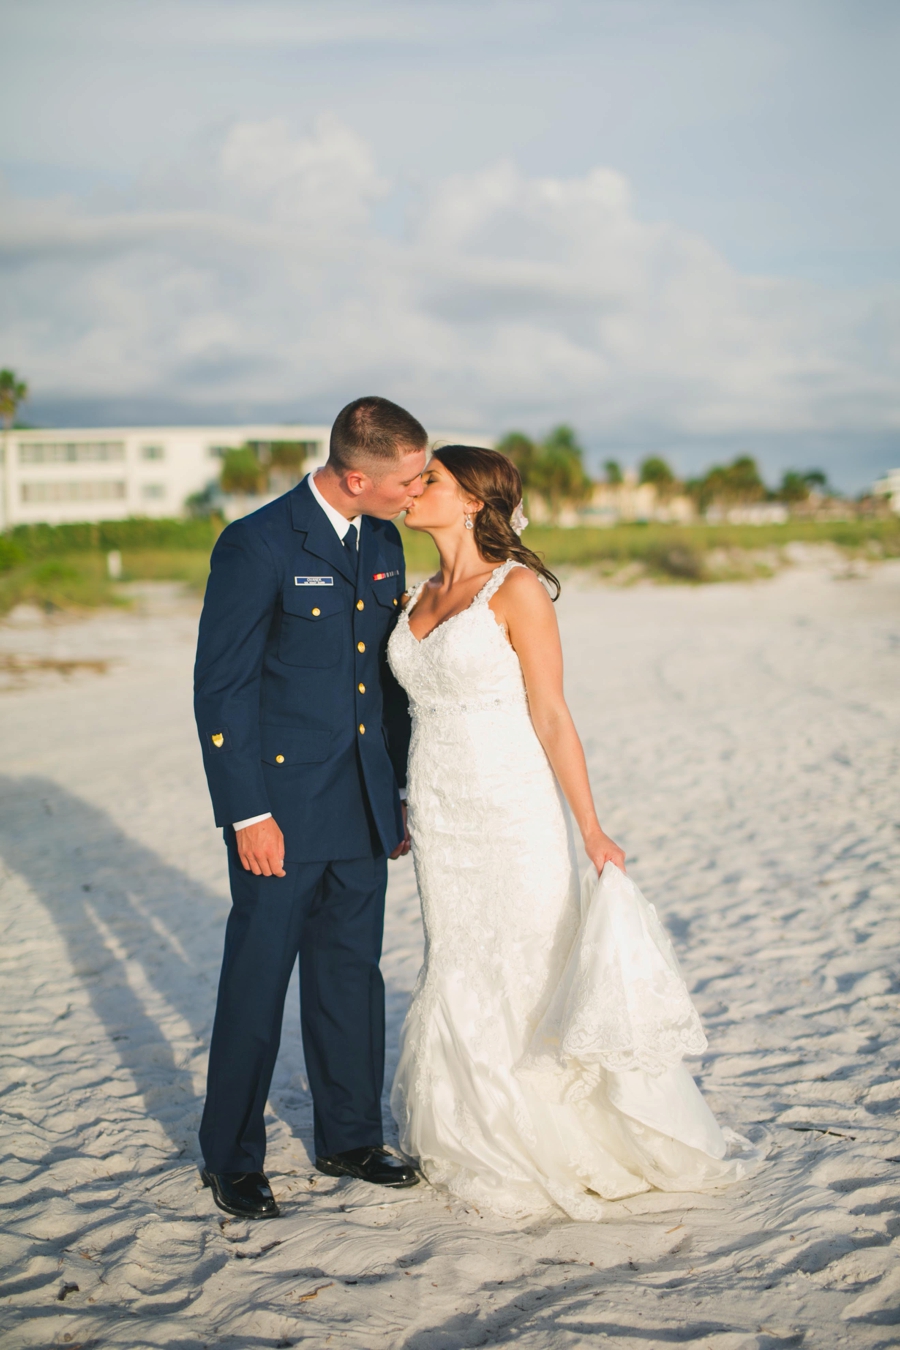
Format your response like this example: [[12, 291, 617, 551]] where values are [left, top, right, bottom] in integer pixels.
[[1, 561, 898, 1349]]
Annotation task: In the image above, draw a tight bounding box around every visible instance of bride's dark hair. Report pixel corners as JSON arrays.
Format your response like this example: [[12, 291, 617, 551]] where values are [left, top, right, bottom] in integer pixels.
[[432, 444, 561, 599]]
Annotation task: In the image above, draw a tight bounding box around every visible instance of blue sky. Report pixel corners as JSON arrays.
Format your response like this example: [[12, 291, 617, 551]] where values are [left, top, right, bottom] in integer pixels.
[[1, 0, 897, 488]]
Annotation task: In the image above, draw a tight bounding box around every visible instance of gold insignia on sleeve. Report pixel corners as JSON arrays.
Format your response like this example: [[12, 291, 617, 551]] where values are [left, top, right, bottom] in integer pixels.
[[211, 733, 224, 748]]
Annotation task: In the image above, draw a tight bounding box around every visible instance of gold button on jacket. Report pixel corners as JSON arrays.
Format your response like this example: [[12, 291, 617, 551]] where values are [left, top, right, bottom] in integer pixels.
[[357, 640, 365, 653], [356, 599, 364, 610], [358, 682, 366, 694], [275, 754, 285, 764], [358, 723, 366, 735], [311, 606, 321, 616]]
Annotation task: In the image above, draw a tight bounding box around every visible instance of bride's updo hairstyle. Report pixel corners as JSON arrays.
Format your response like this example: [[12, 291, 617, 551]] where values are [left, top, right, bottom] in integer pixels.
[[432, 445, 561, 599]]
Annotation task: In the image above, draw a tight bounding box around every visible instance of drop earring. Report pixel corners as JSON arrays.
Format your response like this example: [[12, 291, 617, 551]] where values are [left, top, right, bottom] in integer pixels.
[[464, 514, 474, 530]]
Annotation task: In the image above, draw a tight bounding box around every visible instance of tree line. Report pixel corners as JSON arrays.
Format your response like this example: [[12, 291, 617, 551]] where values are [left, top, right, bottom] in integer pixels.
[[497, 427, 831, 520], [632, 453, 829, 511]]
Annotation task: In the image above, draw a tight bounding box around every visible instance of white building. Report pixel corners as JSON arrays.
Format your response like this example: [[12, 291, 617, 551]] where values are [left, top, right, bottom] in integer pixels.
[[0, 424, 329, 530], [873, 468, 900, 513]]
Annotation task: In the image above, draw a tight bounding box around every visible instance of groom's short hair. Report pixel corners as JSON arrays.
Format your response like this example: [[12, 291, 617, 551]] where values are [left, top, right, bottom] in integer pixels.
[[329, 396, 428, 474]]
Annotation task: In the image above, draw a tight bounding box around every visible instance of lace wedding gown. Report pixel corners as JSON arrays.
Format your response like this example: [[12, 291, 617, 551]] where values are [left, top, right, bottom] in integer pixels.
[[387, 561, 756, 1221]]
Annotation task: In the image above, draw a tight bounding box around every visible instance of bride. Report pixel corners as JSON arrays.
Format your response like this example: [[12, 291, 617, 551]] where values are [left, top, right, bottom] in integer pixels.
[[386, 445, 756, 1221]]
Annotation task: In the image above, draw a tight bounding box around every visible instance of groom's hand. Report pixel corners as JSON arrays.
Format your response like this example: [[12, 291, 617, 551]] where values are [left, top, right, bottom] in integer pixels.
[[236, 817, 287, 877], [389, 802, 411, 860]]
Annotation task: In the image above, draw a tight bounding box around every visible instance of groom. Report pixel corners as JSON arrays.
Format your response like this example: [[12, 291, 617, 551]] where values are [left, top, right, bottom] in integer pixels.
[[194, 396, 428, 1219]]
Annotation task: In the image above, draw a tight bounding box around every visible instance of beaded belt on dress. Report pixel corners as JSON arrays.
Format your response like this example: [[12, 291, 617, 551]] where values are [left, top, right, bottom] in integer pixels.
[[411, 696, 528, 716]]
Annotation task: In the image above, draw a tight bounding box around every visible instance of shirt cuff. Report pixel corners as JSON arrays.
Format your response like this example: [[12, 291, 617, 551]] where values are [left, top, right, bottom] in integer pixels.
[[233, 812, 272, 831], [398, 787, 408, 801]]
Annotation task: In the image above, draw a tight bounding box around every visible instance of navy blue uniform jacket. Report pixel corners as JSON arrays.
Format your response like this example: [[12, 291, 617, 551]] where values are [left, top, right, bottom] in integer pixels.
[[194, 479, 410, 861]]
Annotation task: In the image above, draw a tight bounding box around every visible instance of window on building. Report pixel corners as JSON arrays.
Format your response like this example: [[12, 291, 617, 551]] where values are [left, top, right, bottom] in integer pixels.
[[21, 481, 127, 502], [19, 441, 125, 464], [141, 484, 166, 499], [208, 445, 231, 458], [141, 444, 165, 460]]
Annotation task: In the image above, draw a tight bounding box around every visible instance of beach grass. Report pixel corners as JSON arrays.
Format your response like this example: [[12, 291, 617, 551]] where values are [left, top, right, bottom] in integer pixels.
[[1, 516, 897, 615], [400, 515, 900, 580], [0, 549, 213, 616]]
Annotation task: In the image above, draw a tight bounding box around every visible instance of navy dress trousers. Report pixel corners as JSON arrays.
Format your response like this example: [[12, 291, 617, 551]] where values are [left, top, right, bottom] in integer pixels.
[[194, 477, 411, 1172]]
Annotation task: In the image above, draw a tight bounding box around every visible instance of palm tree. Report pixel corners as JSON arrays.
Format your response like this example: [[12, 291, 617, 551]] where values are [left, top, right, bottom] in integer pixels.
[[532, 425, 593, 523], [0, 369, 28, 531], [638, 455, 680, 502], [0, 369, 28, 430]]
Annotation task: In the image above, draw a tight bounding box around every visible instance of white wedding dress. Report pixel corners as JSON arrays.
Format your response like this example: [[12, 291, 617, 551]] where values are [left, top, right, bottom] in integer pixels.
[[387, 561, 756, 1221]]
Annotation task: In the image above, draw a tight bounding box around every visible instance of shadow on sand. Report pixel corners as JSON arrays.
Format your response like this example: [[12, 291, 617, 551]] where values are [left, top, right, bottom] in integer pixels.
[[0, 775, 326, 1166]]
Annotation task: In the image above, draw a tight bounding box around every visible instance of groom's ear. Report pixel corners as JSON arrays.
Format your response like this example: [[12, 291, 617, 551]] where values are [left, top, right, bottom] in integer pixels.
[[343, 468, 370, 498]]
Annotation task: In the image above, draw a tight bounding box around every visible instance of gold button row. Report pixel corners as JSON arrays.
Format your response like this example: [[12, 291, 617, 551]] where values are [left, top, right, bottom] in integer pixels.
[[310, 599, 386, 615], [278, 590, 379, 758]]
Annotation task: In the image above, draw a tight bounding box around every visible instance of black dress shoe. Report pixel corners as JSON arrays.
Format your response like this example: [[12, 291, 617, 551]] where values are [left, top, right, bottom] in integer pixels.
[[201, 1169, 280, 1219], [315, 1146, 419, 1188]]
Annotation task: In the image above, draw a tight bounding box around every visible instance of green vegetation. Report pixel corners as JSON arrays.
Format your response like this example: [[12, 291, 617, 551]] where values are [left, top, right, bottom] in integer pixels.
[[267, 441, 308, 471], [0, 551, 120, 614], [1, 504, 897, 618], [0, 547, 214, 616], [0, 517, 222, 615], [209, 439, 311, 505], [594, 449, 834, 512], [0, 536, 25, 572], [0, 368, 28, 429], [496, 425, 592, 522], [685, 454, 767, 510], [520, 518, 900, 580], [639, 456, 677, 493], [221, 446, 267, 494], [399, 516, 900, 582], [6, 517, 222, 557], [778, 468, 830, 502]]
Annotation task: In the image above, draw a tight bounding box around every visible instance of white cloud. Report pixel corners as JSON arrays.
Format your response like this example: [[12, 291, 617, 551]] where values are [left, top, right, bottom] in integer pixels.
[[0, 115, 897, 447]]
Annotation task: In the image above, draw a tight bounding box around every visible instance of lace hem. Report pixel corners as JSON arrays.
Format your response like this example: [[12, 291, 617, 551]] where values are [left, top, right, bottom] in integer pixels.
[[518, 863, 709, 1098]]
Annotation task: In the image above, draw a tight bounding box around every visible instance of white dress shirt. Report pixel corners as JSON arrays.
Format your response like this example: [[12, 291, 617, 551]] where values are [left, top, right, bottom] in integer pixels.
[[233, 473, 404, 832], [307, 467, 360, 541]]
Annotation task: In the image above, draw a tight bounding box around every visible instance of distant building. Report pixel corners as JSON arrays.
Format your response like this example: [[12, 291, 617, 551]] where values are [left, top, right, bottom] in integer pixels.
[[0, 424, 329, 530], [582, 475, 696, 526], [704, 502, 789, 525], [0, 423, 491, 529], [873, 468, 900, 514]]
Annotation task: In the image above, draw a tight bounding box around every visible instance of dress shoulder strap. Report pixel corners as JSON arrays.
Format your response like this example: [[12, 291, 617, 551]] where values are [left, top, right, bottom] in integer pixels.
[[403, 581, 427, 617], [475, 559, 526, 606]]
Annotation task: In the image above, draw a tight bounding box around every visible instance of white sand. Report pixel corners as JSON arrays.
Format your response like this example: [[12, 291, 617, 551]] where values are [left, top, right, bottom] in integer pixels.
[[1, 564, 898, 1349]]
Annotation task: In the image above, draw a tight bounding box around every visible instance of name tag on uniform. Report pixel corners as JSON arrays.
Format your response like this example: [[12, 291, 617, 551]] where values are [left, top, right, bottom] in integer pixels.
[[294, 576, 334, 586], [372, 570, 400, 581]]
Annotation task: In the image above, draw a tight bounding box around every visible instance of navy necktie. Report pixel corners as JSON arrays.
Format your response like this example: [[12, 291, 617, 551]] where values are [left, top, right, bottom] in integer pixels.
[[343, 522, 359, 574]]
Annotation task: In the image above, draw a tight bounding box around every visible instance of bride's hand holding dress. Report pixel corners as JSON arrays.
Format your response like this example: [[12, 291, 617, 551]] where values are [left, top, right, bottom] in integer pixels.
[[388, 447, 758, 1221]]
